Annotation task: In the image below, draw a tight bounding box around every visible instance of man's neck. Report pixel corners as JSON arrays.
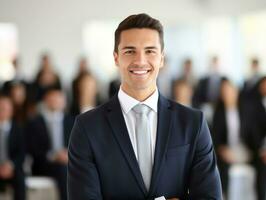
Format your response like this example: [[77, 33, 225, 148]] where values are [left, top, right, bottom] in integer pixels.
[[121, 86, 157, 102]]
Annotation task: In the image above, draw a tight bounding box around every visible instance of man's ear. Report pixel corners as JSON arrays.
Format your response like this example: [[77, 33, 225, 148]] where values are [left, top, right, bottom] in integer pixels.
[[113, 52, 119, 67]]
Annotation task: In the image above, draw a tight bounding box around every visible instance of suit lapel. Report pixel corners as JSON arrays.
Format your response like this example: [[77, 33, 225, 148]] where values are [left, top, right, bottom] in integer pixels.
[[149, 95, 173, 195], [106, 96, 147, 195]]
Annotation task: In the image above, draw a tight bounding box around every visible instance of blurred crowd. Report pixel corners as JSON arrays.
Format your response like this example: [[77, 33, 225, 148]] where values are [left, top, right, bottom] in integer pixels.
[[0, 53, 266, 200]]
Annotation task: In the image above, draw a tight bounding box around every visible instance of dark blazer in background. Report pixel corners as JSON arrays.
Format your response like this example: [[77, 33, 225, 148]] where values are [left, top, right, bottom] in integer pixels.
[[192, 77, 222, 108], [246, 97, 266, 200], [26, 114, 74, 174], [108, 78, 120, 99], [0, 121, 26, 200], [212, 103, 249, 147], [212, 103, 249, 194], [68, 95, 222, 200], [26, 114, 74, 200]]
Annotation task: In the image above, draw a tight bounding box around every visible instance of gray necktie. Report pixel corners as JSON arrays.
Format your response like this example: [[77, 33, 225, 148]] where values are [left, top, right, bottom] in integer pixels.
[[0, 127, 8, 164], [132, 104, 152, 190]]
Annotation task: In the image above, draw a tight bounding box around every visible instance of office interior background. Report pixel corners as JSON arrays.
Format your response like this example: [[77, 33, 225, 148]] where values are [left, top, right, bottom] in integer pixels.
[[1, 0, 266, 95], [1, 0, 266, 199]]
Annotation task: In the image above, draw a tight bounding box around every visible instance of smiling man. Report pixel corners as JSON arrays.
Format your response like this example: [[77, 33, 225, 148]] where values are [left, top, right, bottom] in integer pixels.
[[68, 13, 222, 200]]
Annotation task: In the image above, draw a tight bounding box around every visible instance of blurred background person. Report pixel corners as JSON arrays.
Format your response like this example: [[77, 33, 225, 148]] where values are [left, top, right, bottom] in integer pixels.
[[172, 79, 193, 107], [240, 58, 262, 108], [171, 58, 196, 97], [246, 76, 266, 200], [28, 53, 62, 105], [193, 56, 223, 123], [212, 78, 251, 198], [26, 88, 74, 200], [193, 56, 222, 107], [70, 73, 98, 115], [243, 58, 262, 94], [157, 56, 172, 98], [71, 57, 91, 114], [71, 57, 91, 105], [0, 94, 25, 200], [8, 83, 28, 127], [108, 74, 121, 99]]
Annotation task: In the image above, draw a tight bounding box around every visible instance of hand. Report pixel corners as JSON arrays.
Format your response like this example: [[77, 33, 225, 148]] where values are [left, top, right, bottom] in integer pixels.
[[259, 149, 266, 164], [0, 161, 14, 179], [54, 149, 68, 164], [218, 145, 236, 164]]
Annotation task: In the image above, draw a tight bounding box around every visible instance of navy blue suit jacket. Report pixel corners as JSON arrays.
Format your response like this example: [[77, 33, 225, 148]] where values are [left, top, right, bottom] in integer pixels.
[[68, 95, 222, 200]]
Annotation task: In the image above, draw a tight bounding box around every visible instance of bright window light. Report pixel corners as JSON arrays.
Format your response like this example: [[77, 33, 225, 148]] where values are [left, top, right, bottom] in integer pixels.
[[83, 21, 118, 85], [0, 23, 18, 81]]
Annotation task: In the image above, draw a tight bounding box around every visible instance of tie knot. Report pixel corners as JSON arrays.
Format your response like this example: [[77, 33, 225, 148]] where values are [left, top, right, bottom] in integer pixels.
[[132, 104, 150, 115]]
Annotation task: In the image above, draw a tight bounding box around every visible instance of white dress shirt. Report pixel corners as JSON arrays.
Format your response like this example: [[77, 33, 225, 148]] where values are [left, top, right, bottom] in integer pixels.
[[226, 108, 240, 147], [42, 109, 64, 154]]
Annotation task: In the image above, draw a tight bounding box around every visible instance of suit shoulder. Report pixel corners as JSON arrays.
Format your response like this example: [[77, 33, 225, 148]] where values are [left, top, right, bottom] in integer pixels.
[[168, 99, 203, 120]]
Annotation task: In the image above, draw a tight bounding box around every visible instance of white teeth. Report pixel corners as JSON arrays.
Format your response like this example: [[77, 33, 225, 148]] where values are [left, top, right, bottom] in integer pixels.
[[132, 70, 148, 74]]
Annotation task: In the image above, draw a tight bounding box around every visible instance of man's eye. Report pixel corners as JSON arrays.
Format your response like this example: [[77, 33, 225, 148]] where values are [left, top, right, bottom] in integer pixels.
[[146, 50, 156, 54], [124, 50, 134, 55]]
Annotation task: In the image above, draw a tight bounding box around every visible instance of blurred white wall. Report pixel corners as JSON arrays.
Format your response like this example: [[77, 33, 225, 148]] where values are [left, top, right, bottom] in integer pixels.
[[0, 0, 266, 87]]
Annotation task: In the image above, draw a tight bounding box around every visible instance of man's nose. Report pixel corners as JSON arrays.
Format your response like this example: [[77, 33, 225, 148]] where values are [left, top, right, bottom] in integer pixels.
[[133, 52, 147, 66]]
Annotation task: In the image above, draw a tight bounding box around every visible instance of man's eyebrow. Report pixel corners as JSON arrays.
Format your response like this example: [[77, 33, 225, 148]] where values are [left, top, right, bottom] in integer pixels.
[[122, 46, 136, 50], [121, 46, 159, 50], [145, 46, 158, 50]]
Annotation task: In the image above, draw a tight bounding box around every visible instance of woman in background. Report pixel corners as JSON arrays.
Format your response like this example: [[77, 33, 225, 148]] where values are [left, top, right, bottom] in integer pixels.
[[212, 78, 251, 197]]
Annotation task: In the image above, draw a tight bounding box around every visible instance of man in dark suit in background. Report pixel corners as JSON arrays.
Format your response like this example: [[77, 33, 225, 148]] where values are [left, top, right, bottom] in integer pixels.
[[26, 88, 74, 200], [0, 94, 25, 200], [68, 13, 222, 200], [192, 56, 222, 110]]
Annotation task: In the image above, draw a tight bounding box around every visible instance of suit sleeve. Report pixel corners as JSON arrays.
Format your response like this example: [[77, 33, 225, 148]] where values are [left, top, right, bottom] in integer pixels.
[[67, 117, 103, 200], [188, 113, 222, 200]]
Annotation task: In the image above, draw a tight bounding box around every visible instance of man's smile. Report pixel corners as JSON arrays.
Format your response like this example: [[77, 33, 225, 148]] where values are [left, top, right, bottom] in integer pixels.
[[129, 68, 152, 75]]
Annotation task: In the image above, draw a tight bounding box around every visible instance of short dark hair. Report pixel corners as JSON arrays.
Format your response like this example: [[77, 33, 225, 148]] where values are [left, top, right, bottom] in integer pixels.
[[43, 86, 62, 99], [114, 13, 164, 53]]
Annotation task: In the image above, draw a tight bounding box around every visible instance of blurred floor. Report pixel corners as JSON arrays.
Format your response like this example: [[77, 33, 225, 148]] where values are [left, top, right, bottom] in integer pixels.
[[0, 177, 58, 200]]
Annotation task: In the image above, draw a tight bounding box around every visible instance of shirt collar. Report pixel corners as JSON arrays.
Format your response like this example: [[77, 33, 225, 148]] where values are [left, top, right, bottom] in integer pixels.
[[118, 87, 159, 114]]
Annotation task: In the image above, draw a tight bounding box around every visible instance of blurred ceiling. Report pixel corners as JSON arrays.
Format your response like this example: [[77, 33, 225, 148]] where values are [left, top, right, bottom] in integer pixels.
[[1, 0, 266, 23]]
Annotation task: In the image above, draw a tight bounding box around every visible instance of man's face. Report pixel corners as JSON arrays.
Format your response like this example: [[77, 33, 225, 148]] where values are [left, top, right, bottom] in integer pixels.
[[114, 28, 164, 96], [44, 91, 66, 112]]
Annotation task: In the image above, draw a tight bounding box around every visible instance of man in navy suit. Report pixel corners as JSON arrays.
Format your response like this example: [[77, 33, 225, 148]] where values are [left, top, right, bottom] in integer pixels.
[[68, 13, 222, 200]]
